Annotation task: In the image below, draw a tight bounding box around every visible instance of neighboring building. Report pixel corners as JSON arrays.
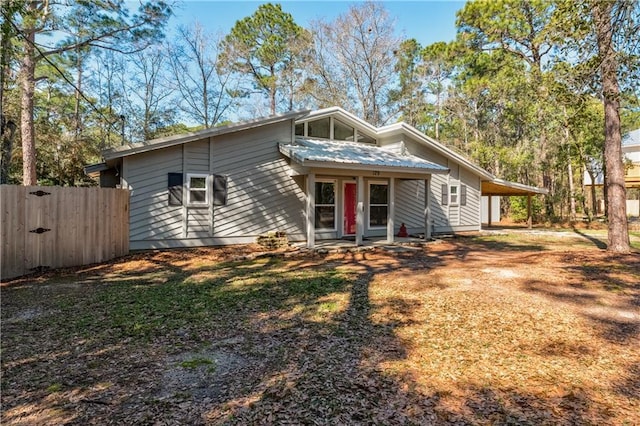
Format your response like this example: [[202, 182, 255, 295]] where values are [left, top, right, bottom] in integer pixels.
[[86, 107, 545, 250], [584, 128, 640, 217], [623, 129, 640, 187]]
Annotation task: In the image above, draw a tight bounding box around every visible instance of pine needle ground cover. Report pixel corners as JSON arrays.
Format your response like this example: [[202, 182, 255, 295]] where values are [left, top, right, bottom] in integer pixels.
[[2, 233, 639, 425]]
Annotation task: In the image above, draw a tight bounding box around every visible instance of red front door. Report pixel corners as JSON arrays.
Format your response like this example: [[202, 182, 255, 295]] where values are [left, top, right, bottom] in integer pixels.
[[344, 182, 356, 235]]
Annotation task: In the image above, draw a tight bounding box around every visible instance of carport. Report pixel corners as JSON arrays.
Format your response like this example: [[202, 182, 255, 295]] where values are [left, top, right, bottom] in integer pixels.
[[482, 178, 548, 229]]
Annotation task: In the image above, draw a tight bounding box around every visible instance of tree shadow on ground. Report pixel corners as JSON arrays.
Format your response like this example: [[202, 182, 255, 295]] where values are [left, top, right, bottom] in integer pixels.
[[572, 228, 608, 250], [1, 243, 635, 425], [521, 250, 639, 345]]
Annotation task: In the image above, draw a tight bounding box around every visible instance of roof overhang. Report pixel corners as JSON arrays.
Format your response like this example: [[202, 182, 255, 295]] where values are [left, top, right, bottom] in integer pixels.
[[482, 178, 548, 196], [280, 138, 449, 175], [103, 110, 309, 160], [84, 162, 110, 178]]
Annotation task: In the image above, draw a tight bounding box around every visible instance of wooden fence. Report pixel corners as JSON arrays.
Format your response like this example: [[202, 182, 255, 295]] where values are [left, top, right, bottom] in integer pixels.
[[1, 185, 129, 280]]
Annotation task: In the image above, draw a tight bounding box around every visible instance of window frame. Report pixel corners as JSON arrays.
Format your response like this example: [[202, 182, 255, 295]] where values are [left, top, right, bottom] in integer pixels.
[[186, 173, 209, 206], [449, 184, 459, 206], [356, 130, 376, 144], [307, 117, 331, 139], [314, 179, 337, 231], [333, 118, 355, 141], [368, 180, 389, 229], [293, 118, 376, 144]]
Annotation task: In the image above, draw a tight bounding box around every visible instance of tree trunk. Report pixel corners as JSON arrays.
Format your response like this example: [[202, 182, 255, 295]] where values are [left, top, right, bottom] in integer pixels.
[[586, 167, 597, 220], [0, 3, 15, 184], [593, 1, 630, 253], [435, 86, 441, 139], [567, 157, 576, 220], [20, 25, 37, 185], [74, 47, 83, 143], [563, 107, 576, 221], [270, 66, 276, 115]]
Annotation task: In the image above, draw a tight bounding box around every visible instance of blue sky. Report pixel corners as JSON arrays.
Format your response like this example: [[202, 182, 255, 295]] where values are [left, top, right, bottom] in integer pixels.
[[169, 1, 465, 46]]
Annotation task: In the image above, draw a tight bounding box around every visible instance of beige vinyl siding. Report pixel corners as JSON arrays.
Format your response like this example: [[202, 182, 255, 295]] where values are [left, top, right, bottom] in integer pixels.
[[429, 173, 448, 229], [449, 206, 460, 225], [185, 140, 209, 172], [395, 179, 425, 232], [449, 164, 460, 226], [126, 145, 183, 242], [460, 167, 481, 227], [185, 141, 211, 237], [212, 124, 306, 238], [187, 208, 209, 238], [125, 120, 304, 248], [386, 135, 450, 231], [397, 135, 484, 233]]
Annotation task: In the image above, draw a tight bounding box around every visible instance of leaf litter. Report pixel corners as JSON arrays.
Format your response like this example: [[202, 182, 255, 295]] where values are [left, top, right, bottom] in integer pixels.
[[1, 234, 639, 425]]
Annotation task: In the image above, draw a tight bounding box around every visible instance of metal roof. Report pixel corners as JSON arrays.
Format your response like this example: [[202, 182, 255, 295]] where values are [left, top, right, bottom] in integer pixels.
[[279, 138, 449, 173]]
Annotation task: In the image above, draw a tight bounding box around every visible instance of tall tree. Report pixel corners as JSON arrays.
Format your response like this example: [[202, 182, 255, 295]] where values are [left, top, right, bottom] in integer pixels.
[[11, 0, 171, 185], [169, 22, 234, 128], [457, 0, 563, 215], [218, 3, 309, 115], [389, 39, 425, 128], [421, 42, 455, 140], [88, 49, 128, 148], [0, 0, 21, 183], [129, 47, 175, 140], [307, 2, 401, 125], [554, 0, 637, 250], [592, 0, 631, 253]]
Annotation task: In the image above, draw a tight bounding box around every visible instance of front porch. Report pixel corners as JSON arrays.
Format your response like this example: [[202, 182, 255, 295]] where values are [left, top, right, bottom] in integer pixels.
[[279, 138, 449, 249]]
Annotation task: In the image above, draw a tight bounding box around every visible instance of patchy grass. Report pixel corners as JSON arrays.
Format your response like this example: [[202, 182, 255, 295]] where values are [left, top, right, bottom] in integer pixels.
[[181, 358, 215, 370], [1, 235, 639, 425]]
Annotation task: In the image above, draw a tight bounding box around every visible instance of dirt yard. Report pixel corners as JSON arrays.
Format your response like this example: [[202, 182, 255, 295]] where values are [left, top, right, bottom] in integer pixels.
[[2, 231, 639, 425]]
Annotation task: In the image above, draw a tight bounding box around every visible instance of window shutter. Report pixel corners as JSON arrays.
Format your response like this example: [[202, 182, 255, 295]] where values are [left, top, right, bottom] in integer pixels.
[[213, 174, 227, 206], [441, 183, 448, 205], [168, 173, 183, 206], [460, 185, 467, 206]]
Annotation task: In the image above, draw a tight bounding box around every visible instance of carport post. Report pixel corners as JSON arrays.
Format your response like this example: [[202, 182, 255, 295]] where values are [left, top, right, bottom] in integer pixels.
[[527, 194, 532, 229], [487, 194, 492, 228]]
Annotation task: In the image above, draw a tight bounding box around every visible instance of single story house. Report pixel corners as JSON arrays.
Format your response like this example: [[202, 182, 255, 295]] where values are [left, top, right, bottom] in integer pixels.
[[86, 107, 546, 250]]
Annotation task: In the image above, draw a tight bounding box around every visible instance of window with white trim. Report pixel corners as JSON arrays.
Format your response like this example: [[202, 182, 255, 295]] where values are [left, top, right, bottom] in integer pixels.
[[334, 119, 355, 141], [187, 174, 208, 205], [450, 185, 459, 205], [315, 180, 336, 230], [308, 118, 330, 139], [294, 118, 376, 144], [369, 182, 388, 228]]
